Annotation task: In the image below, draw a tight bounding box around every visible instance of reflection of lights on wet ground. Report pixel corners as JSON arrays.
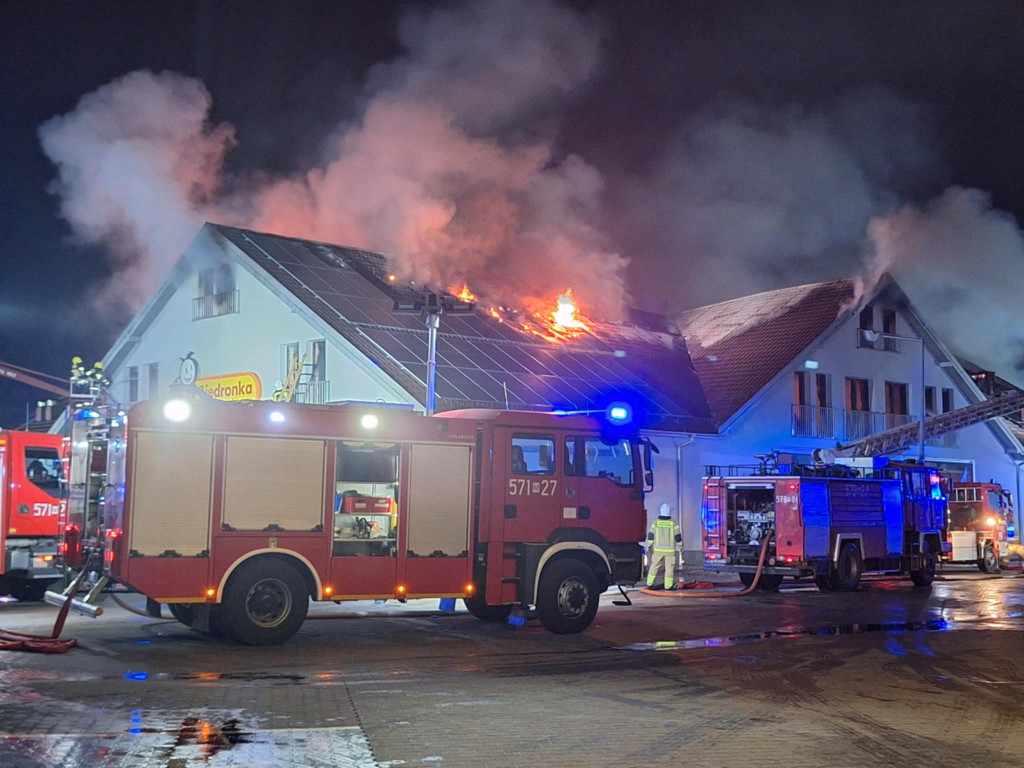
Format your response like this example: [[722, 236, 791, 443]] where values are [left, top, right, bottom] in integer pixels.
[[0, 596, 18, 603], [130, 709, 142, 735], [124, 671, 149, 681]]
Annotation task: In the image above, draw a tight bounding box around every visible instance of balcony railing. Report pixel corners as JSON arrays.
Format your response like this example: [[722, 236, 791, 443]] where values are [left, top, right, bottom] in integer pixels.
[[295, 379, 331, 405], [791, 405, 840, 439], [793, 406, 951, 445], [192, 290, 240, 320]]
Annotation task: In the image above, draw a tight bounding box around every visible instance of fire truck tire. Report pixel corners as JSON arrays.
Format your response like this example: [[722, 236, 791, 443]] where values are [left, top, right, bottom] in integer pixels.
[[910, 543, 936, 587], [168, 603, 195, 627], [464, 594, 513, 622], [739, 572, 757, 589], [535, 558, 600, 634], [221, 559, 309, 645], [757, 574, 784, 591], [979, 545, 999, 573], [9, 579, 57, 602], [814, 574, 834, 592], [830, 543, 863, 592]]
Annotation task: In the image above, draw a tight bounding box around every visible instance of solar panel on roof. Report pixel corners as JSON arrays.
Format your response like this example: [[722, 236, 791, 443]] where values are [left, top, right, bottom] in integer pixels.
[[214, 224, 714, 430]]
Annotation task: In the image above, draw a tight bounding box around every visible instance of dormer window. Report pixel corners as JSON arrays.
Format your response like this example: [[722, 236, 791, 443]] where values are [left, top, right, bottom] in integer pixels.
[[193, 264, 239, 320]]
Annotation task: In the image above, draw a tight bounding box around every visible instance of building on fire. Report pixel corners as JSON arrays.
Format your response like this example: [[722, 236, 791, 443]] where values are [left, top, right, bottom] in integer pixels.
[[67, 223, 1024, 563]]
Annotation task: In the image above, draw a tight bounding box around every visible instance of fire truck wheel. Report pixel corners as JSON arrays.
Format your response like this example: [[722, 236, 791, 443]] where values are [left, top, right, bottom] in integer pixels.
[[222, 559, 309, 645], [168, 603, 194, 627], [910, 543, 936, 587], [9, 579, 56, 602], [757, 574, 784, 591], [979, 545, 999, 573], [814, 574, 834, 592], [536, 558, 600, 635], [739, 572, 757, 589], [830, 542, 863, 592], [464, 593, 513, 622]]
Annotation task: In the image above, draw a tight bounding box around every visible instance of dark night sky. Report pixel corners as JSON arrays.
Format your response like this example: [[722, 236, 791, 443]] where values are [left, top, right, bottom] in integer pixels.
[[2, 0, 1024, 426]]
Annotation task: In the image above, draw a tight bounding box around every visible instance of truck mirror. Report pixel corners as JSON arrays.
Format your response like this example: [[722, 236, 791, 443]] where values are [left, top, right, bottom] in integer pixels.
[[645, 471, 654, 488]]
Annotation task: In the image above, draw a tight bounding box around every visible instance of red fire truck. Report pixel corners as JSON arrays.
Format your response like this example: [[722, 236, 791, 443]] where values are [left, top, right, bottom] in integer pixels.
[[52, 395, 651, 644], [943, 481, 1014, 572], [0, 430, 66, 600], [701, 460, 945, 592]]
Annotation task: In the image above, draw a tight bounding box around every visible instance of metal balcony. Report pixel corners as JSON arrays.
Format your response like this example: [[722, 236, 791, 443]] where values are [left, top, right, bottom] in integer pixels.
[[192, 290, 240, 320], [791, 405, 840, 439]]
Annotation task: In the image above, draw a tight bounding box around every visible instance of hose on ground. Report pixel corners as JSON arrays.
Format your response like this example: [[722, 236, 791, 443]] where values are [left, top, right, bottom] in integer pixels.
[[639, 533, 774, 599], [0, 555, 95, 653]]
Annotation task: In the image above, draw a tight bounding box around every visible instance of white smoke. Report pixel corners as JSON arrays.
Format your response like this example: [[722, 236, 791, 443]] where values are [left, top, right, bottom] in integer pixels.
[[39, 1, 624, 320], [618, 88, 940, 310], [38, 70, 235, 313], [865, 187, 1024, 384]]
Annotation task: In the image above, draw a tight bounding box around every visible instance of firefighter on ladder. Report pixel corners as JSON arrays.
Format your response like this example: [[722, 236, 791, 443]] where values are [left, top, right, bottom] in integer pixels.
[[646, 503, 682, 589]]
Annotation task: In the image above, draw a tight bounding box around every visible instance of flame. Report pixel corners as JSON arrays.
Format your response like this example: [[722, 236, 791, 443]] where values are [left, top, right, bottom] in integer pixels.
[[387, 274, 396, 282], [488, 307, 503, 322], [516, 289, 591, 343], [455, 284, 476, 302], [552, 289, 587, 331]]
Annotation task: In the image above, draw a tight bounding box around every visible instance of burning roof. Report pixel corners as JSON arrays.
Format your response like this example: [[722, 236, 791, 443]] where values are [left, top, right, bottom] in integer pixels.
[[212, 224, 716, 432]]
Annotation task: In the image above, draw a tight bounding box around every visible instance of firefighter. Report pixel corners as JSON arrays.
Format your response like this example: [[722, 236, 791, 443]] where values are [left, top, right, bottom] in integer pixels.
[[645, 502, 682, 590]]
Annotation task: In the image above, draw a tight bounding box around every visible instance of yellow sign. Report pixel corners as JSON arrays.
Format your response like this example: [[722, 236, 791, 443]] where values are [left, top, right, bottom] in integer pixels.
[[196, 372, 262, 401]]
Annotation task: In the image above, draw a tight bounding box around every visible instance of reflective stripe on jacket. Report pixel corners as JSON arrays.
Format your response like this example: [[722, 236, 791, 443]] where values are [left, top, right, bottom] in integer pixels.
[[647, 518, 681, 553]]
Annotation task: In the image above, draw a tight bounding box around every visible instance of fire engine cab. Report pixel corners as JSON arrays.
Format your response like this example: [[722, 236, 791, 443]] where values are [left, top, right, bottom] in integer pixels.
[[944, 481, 1014, 572], [702, 459, 945, 592], [54, 395, 652, 644], [0, 430, 66, 600]]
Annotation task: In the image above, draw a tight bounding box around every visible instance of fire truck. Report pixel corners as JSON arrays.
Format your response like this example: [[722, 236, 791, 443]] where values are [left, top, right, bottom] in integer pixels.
[[702, 460, 945, 591], [703, 388, 1024, 591], [0, 430, 66, 600], [50, 394, 652, 644], [944, 481, 1014, 571]]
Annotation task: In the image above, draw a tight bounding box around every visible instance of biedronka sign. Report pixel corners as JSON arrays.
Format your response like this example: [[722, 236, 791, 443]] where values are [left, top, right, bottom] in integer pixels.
[[195, 372, 263, 401]]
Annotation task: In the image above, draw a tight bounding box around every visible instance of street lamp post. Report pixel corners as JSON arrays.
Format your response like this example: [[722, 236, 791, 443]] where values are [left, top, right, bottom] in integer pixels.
[[862, 330, 926, 462], [393, 290, 475, 417]]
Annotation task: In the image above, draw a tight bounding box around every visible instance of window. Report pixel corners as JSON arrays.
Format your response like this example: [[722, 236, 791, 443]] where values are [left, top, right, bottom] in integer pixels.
[[127, 366, 139, 403], [846, 378, 870, 411], [148, 362, 159, 399], [581, 437, 634, 486], [942, 388, 954, 413], [564, 436, 576, 475], [25, 446, 63, 496], [885, 381, 909, 415], [858, 306, 875, 349], [793, 372, 808, 406], [309, 340, 326, 382], [281, 342, 300, 381], [193, 264, 239, 320], [882, 309, 898, 352], [198, 264, 233, 297], [511, 435, 554, 475], [989, 490, 1004, 510], [925, 386, 937, 417], [859, 306, 874, 331]]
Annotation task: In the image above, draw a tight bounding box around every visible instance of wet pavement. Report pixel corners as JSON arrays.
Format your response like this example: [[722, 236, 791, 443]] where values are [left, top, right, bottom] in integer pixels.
[[2, 568, 1024, 767]]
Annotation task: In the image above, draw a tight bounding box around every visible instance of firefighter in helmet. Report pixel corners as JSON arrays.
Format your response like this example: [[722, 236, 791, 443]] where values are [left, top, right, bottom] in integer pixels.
[[646, 502, 682, 589]]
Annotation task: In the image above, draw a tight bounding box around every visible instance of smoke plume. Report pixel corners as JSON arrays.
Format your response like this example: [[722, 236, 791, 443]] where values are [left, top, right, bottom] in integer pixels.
[[864, 187, 1024, 382], [38, 70, 236, 312], [40, 0, 623, 321]]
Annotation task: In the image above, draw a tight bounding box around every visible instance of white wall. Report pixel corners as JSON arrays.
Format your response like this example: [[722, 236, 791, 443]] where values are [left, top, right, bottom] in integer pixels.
[[649, 301, 1023, 560], [108, 236, 418, 412]]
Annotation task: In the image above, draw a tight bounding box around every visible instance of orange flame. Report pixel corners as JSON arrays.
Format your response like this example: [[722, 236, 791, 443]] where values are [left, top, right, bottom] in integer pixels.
[[455, 284, 476, 302], [517, 289, 591, 343], [387, 274, 396, 282]]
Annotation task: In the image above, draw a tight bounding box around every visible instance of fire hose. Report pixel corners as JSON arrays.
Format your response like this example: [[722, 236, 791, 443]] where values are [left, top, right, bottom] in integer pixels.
[[639, 533, 774, 599], [0, 556, 95, 653]]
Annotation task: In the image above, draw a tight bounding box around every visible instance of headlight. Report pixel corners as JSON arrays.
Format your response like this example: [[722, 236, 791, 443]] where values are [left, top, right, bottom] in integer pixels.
[[163, 399, 192, 422]]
